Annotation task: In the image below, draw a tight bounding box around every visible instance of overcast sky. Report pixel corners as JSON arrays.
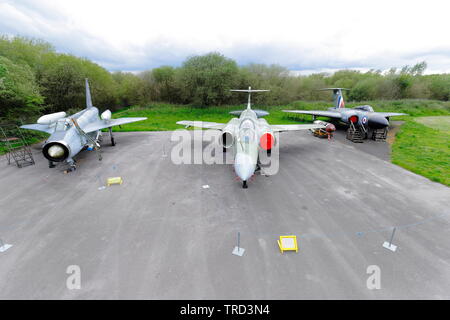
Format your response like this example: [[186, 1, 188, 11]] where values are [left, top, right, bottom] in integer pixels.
[[1, 0, 450, 74]]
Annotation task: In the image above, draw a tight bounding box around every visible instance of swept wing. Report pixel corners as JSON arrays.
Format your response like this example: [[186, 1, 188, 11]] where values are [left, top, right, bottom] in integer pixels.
[[20, 124, 54, 134], [176, 121, 227, 130], [283, 110, 342, 119], [374, 112, 407, 118], [82, 117, 147, 133], [270, 123, 325, 132]]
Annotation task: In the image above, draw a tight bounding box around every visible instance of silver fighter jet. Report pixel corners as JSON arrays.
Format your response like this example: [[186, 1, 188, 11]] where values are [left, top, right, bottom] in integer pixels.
[[177, 88, 324, 188], [283, 88, 407, 139], [20, 79, 147, 171]]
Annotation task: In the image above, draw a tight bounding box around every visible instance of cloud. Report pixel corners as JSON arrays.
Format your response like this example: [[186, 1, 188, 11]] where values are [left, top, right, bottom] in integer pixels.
[[1, 0, 450, 74]]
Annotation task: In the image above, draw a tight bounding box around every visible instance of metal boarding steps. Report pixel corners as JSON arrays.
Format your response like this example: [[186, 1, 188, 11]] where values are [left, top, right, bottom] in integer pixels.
[[372, 128, 388, 141], [0, 125, 35, 168], [346, 122, 365, 143]]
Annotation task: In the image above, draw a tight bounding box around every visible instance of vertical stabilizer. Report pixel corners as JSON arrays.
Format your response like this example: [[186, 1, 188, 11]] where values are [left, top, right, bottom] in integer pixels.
[[85, 78, 93, 109], [247, 86, 252, 109], [319, 88, 349, 109], [335, 89, 345, 109]]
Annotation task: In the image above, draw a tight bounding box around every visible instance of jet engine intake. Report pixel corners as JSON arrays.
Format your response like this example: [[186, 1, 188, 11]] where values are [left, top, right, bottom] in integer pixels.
[[259, 132, 275, 150], [220, 131, 234, 149], [348, 115, 359, 123], [43, 142, 70, 162]]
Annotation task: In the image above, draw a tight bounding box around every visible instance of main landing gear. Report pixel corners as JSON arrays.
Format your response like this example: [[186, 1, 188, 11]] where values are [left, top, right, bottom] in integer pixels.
[[109, 127, 116, 146]]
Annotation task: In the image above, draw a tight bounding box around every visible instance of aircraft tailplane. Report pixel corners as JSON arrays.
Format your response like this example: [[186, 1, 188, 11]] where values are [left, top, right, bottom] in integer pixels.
[[230, 87, 270, 109]]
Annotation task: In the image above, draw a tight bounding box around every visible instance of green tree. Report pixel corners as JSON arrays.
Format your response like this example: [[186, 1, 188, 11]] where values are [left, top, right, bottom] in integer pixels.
[[348, 78, 378, 101], [427, 75, 450, 101], [0, 56, 43, 120], [151, 66, 177, 102], [179, 52, 239, 106], [39, 53, 118, 112], [0, 35, 53, 70], [112, 71, 146, 107]]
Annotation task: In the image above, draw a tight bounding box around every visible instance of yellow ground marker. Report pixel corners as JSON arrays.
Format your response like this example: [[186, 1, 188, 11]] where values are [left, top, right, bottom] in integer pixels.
[[277, 235, 298, 253], [107, 177, 123, 186]]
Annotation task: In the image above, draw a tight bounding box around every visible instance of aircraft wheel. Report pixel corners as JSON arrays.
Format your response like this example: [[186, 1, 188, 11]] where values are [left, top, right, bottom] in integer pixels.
[[223, 147, 227, 153], [267, 149, 271, 156], [243, 180, 248, 189], [111, 137, 116, 146]]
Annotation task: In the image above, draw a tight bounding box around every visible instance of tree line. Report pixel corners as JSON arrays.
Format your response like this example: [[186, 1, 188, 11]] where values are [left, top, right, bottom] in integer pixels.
[[1, 35, 450, 123]]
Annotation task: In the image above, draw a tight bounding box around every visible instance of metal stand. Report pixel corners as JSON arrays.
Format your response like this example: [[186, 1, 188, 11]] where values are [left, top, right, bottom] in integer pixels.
[[232, 232, 245, 256], [0, 124, 35, 168], [0, 238, 13, 253], [346, 122, 364, 143], [372, 128, 388, 141], [383, 227, 397, 252]]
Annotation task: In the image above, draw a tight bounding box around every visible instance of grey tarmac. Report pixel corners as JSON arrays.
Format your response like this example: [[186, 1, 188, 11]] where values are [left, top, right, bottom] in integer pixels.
[[0, 130, 449, 299]]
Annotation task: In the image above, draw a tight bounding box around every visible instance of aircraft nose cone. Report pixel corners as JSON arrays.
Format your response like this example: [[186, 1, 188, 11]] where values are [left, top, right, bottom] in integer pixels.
[[368, 115, 389, 129], [48, 145, 65, 158], [234, 153, 256, 181]]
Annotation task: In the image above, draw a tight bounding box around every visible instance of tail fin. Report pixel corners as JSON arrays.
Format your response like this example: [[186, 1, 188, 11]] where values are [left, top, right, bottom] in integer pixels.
[[85, 78, 93, 109], [230, 87, 269, 109], [318, 88, 349, 109]]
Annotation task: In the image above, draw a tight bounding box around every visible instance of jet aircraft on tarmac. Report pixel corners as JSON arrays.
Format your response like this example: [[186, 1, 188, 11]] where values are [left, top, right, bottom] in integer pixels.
[[20, 79, 147, 171], [283, 88, 407, 140], [177, 88, 324, 188]]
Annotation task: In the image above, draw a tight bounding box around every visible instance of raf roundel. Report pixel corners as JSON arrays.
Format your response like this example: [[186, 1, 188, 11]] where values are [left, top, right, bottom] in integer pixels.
[[362, 116, 367, 125]]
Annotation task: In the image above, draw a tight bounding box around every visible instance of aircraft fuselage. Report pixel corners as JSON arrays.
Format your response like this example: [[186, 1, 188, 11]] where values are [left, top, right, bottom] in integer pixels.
[[43, 107, 101, 166]]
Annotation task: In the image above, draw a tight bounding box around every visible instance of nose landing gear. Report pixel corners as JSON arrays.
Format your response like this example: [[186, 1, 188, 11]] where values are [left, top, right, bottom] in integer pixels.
[[64, 159, 77, 173]]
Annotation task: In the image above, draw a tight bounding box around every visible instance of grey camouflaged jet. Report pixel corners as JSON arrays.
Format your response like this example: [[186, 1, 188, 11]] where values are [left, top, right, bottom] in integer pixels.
[[177, 88, 325, 188], [283, 88, 407, 140], [20, 79, 147, 171]]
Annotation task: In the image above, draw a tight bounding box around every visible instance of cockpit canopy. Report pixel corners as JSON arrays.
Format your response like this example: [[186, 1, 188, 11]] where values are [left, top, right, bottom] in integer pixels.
[[239, 119, 256, 144], [54, 118, 71, 132], [354, 105, 374, 112]]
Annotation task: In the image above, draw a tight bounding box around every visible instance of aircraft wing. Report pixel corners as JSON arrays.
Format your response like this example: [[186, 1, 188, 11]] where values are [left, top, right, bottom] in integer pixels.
[[270, 123, 325, 132], [20, 124, 54, 134], [82, 117, 147, 133], [283, 110, 342, 119], [176, 121, 227, 130], [375, 112, 407, 118]]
